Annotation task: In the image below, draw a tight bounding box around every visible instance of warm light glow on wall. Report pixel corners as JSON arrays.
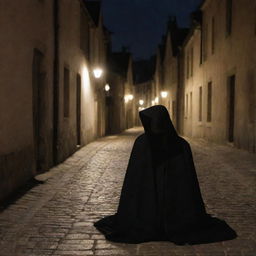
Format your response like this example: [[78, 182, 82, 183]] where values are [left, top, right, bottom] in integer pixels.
[[139, 99, 144, 105], [93, 68, 103, 78], [138, 107, 145, 111], [161, 91, 168, 98], [124, 95, 129, 103], [82, 66, 90, 90], [124, 94, 134, 103], [105, 84, 110, 91], [128, 94, 134, 100], [152, 100, 155, 105], [155, 97, 159, 104]]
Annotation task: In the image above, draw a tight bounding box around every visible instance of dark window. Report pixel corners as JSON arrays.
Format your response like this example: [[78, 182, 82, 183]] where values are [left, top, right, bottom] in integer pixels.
[[64, 67, 70, 117], [207, 82, 212, 122], [255, 6, 256, 35], [199, 86, 203, 121], [226, 0, 233, 36], [172, 100, 176, 120], [211, 17, 215, 54], [190, 92, 193, 117], [227, 75, 235, 142], [76, 74, 81, 145], [185, 94, 188, 118]]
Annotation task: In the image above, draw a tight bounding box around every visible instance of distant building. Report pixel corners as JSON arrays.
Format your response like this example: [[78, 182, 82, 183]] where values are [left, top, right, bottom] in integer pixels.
[[153, 18, 188, 133], [133, 58, 155, 125]]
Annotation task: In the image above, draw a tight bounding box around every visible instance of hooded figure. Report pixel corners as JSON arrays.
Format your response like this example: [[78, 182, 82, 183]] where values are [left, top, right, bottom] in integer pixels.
[[94, 105, 237, 245]]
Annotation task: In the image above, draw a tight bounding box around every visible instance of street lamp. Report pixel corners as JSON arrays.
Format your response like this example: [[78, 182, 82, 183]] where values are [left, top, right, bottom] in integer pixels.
[[124, 94, 134, 103], [93, 68, 103, 79], [161, 91, 168, 98], [105, 84, 110, 91], [128, 94, 134, 100], [139, 99, 144, 106]]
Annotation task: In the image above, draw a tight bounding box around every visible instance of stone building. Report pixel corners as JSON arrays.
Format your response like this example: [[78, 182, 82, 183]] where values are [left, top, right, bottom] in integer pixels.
[[183, 0, 256, 152], [0, 0, 55, 202], [56, 0, 108, 163], [133, 58, 155, 125], [0, 0, 108, 202]]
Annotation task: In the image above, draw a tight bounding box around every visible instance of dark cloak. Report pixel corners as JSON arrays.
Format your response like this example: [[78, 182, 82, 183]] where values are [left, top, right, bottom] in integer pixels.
[[94, 105, 237, 245]]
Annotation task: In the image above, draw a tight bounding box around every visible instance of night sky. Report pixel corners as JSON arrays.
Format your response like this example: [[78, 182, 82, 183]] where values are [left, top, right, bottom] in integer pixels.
[[102, 0, 202, 59]]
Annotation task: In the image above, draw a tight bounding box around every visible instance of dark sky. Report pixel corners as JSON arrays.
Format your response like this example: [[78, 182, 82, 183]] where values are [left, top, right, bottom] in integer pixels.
[[101, 0, 202, 59]]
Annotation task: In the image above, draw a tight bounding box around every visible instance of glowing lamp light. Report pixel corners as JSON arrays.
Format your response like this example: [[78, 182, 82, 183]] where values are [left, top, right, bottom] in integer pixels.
[[161, 91, 168, 98], [124, 94, 134, 103], [139, 99, 144, 106], [128, 94, 134, 100], [124, 95, 129, 103], [151, 100, 155, 105], [155, 97, 159, 104], [105, 84, 110, 91], [93, 68, 103, 78]]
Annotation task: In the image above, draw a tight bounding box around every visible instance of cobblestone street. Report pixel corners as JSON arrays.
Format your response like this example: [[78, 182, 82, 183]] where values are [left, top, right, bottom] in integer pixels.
[[0, 127, 256, 256]]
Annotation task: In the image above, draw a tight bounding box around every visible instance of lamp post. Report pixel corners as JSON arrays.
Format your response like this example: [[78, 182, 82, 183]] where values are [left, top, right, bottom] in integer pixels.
[[93, 68, 103, 79], [105, 84, 110, 92], [161, 91, 168, 98], [139, 99, 144, 106]]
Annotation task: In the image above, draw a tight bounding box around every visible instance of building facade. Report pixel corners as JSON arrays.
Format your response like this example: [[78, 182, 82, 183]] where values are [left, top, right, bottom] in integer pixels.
[[183, 0, 256, 152], [0, 0, 108, 202]]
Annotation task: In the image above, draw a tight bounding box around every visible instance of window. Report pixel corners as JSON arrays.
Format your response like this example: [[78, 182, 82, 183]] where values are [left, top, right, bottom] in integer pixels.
[[185, 94, 188, 118], [199, 86, 203, 121], [64, 67, 70, 117], [211, 17, 215, 54], [200, 29, 203, 65], [255, 6, 256, 35], [190, 92, 193, 117], [207, 82, 212, 122], [226, 0, 233, 36], [172, 100, 176, 120]]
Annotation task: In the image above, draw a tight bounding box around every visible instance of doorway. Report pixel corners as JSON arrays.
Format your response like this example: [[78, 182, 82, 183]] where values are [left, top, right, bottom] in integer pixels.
[[32, 49, 45, 172], [76, 74, 81, 146], [227, 75, 235, 142]]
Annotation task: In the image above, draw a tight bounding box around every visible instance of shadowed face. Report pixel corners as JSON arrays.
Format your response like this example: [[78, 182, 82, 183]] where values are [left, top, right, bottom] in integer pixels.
[[139, 105, 178, 136]]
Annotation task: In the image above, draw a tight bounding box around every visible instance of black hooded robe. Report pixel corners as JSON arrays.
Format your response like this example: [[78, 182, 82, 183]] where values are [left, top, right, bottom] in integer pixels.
[[94, 105, 237, 245]]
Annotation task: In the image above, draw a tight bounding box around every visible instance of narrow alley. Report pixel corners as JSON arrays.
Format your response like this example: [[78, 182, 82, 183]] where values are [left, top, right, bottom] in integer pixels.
[[0, 128, 255, 256]]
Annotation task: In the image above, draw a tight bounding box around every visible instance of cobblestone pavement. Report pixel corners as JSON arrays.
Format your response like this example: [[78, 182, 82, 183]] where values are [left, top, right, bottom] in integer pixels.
[[0, 127, 256, 256]]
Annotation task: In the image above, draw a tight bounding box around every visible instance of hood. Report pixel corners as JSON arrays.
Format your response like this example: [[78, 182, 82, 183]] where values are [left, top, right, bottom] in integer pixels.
[[139, 105, 178, 137]]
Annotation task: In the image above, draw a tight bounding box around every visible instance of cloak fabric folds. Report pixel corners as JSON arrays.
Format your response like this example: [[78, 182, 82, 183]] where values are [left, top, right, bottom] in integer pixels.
[[94, 105, 237, 245]]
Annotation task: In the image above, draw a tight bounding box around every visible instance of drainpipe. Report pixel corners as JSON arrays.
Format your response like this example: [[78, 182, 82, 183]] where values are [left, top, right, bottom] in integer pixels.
[[53, 0, 60, 164]]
